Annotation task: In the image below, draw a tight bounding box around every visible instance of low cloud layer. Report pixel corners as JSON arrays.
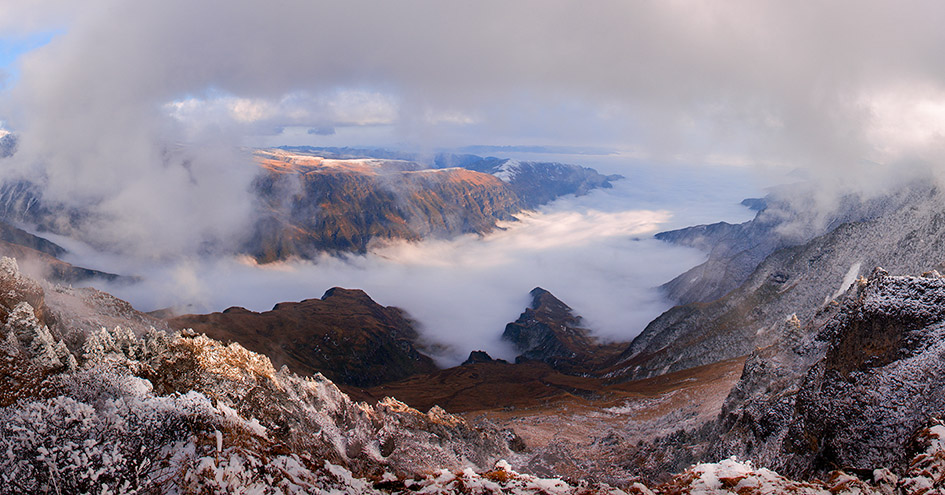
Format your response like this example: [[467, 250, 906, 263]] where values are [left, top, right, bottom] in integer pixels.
[[1, 1, 942, 367], [52, 164, 762, 366]]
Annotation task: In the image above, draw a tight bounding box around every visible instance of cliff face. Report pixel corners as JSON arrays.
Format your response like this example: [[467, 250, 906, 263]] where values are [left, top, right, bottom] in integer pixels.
[[167, 287, 437, 388], [715, 269, 945, 480]]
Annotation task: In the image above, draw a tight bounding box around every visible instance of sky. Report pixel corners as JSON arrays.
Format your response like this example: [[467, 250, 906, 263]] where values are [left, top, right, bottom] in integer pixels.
[[2, 1, 945, 361]]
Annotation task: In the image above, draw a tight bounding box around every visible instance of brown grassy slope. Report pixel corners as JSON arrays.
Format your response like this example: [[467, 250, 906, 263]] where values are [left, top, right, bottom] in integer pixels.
[[167, 287, 438, 388], [361, 356, 747, 416]]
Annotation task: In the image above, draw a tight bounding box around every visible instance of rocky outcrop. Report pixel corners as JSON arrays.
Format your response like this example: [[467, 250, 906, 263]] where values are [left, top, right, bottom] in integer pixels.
[[462, 350, 506, 365], [712, 269, 945, 479], [0, 257, 75, 407], [502, 287, 626, 375], [167, 287, 437, 388]]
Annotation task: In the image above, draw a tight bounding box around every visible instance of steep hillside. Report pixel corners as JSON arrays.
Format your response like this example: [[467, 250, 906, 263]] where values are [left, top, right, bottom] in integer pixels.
[[714, 269, 945, 479], [167, 287, 437, 388], [614, 183, 945, 381], [248, 148, 620, 260], [657, 185, 917, 305]]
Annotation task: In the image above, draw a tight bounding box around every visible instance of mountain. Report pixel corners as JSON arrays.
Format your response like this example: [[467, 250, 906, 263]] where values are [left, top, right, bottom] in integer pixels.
[[0, 181, 124, 283], [613, 183, 945, 382], [248, 148, 620, 260], [166, 287, 437, 388], [428, 152, 622, 208], [716, 269, 945, 479], [3, 252, 945, 492], [248, 150, 523, 259], [502, 287, 626, 374], [619, 267, 945, 490], [656, 185, 915, 306], [0, 216, 123, 284], [0, 131, 15, 158]]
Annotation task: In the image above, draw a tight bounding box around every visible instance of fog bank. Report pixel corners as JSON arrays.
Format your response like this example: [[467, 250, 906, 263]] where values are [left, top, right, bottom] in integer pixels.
[[53, 162, 764, 366]]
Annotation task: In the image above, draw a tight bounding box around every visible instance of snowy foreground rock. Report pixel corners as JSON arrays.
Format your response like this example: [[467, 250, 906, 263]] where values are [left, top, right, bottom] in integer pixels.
[[0, 256, 944, 493]]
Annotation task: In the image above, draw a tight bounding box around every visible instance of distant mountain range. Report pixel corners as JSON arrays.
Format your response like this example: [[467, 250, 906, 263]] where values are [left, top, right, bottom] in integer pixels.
[[0, 144, 621, 266], [247, 147, 621, 260]]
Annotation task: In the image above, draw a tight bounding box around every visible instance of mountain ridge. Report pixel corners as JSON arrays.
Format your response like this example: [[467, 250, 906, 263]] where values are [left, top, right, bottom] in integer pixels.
[[167, 286, 438, 388]]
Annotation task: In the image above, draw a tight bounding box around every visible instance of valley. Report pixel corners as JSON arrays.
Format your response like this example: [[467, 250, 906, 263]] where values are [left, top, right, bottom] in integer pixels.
[[3, 3, 944, 492], [0, 146, 943, 492]]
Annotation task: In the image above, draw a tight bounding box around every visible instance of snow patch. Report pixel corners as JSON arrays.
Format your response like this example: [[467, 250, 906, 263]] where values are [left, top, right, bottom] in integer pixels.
[[827, 262, 862, 304], [493, 159, 521, 182]]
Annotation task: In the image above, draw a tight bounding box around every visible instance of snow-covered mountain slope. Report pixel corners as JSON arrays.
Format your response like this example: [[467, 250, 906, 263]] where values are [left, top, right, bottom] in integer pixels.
[[614, 183, 945, 381], [715, 269, 945, 479], [656, 184, 918, 305], [5, 253, 945, 493], [0, 130, 15, 158]]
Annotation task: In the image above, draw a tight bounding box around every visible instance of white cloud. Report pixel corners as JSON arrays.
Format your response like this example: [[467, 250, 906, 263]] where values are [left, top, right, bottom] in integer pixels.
[[165, 89, 399, 133], [45, 158, 763, 367]]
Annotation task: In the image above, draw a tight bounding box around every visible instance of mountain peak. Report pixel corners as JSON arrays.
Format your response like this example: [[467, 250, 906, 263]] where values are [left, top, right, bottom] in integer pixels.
[[527, 287, 578, 323], [528, 286, 551, 306], [320, 287, 373, 302], [168, 287, 435, 388], [503, 288, 627, 374]]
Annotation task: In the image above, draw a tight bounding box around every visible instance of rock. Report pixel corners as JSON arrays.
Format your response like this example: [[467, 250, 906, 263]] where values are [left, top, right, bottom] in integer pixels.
[[502, 287, 626, 375], [462, 350, 507, 365], [714, 271, 945, 479]]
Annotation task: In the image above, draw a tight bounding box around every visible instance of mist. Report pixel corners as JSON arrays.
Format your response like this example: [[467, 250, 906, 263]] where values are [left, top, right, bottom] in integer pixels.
[[47, 158, 764, 366], [2, 1, 944, 365], [2, 1, 945, 263]]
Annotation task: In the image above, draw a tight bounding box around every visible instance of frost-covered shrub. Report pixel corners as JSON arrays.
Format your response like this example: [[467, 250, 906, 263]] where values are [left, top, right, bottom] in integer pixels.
[[0, 375, 221, 493]]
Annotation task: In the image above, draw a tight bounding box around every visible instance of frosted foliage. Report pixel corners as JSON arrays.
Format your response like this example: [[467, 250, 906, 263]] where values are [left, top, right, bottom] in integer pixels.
[[81, 325, 151, 364], [6, 256, 945, 492], [0, 257, 19, 279], [0, 301, 74, 371], [0, 313, 511, 491], [5, 301, 68, 369]]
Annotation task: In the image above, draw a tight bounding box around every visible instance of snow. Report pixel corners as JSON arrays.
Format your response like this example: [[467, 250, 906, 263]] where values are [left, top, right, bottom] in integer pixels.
[[493, 159, 522, 182], [3, 254, 945, 493], [827, 261, 862, 303]]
